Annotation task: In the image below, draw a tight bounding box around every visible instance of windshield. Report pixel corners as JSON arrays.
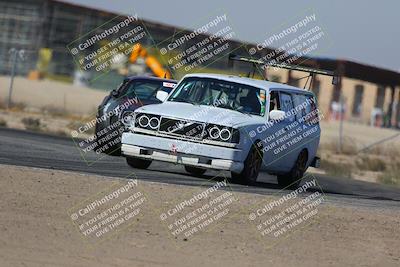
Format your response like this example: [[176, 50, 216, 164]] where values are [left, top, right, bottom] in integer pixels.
[[118, 80, 175, 101], [168, 77, 266, 116]]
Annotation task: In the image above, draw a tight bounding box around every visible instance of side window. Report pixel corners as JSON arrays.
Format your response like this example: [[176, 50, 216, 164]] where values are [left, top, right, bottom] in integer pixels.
[[293, 93, 319, 124], [125, 81, 163, 100], [279, 92, 295, 122], [307, 95, 319, 125], [292, 94, 308, 121], [269, 91, 280, 112]]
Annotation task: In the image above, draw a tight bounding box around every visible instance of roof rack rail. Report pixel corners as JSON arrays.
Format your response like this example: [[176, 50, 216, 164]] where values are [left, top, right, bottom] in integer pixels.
[[228, 53, 340, 89]]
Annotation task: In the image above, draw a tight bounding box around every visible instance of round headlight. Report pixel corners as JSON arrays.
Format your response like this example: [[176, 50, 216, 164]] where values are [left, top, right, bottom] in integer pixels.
[[149, 117, 160, 129], [209, 126, 220, 139], [219, 128, 231, 141], [121, 111, 135, 126], [138, 115, 149, 128]]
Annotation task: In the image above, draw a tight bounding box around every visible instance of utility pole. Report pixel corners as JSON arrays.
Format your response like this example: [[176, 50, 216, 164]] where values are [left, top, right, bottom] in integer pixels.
[[7, 48, 25, 109], [335, 61, 345, 154], [338, 94, 344, 153]]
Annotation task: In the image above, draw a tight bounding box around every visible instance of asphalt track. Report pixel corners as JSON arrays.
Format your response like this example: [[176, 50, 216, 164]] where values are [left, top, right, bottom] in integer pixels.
[[0, 127, 399, 209]]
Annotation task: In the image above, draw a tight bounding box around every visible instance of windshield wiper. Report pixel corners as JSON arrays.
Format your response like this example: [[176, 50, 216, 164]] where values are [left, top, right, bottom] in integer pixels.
[[170, 97, 198, 105], [232, 106, 252, 116]]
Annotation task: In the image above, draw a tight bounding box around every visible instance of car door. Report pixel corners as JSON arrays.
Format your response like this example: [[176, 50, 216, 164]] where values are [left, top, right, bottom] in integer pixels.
[[260, 90, 299, 173], [292, 93, 321, 166]]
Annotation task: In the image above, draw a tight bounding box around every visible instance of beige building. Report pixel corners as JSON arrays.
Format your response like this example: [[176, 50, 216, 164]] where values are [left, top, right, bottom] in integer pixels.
[[264, 60, 400, 128]]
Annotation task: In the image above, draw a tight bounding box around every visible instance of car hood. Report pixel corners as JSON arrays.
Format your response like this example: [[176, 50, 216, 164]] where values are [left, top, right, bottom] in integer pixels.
[[136, 101, 265, 127]]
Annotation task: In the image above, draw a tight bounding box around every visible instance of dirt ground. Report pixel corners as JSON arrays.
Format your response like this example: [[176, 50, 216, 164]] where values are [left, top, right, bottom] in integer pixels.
[[0, 164, 399, 267], [320, 120, 400, 148], [0, 76, 107, 114]]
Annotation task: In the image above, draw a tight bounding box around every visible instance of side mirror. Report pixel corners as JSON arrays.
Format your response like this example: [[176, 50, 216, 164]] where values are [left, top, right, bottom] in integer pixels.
[[111, 89, 119, 97], [269, 110, 286, 121], [156, 90, 169, 102]]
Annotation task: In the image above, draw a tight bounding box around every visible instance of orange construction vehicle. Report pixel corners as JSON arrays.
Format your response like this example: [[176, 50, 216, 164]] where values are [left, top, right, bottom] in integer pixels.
[[129, 43, 171, 79]]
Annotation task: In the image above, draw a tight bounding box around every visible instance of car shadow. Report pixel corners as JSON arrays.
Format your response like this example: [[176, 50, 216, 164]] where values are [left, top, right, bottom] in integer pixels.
[[145, 165, 284, 191]]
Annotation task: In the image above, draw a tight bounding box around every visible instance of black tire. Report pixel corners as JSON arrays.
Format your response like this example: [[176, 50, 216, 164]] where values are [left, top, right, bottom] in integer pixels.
[[102, 137, 122, 156], [184, 166, 206, 176], [126, 157, 152, 169], [277, 150, 308, 189], [95, 132, 122, 156], [231, 143, 263, 185], [105, 144, 121, 156], [94, 121, 122, 156]]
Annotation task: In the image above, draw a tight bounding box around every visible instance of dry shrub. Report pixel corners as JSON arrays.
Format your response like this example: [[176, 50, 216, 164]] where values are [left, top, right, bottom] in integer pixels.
[[41, 106, 66, 117], [21, 117, 42, 131], [356, 155, 387, 172], [379, 164, 400, 186], [10, 102, 26, 111], [0, 118, 7, 127], [320, 137, 358, 155], [320, 159, 353, 178], [365, 144, 400, 157]]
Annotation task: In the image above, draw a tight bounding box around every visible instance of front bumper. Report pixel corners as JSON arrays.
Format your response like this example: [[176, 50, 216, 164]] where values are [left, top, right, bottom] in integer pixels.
[[121, 132, 244, 172]]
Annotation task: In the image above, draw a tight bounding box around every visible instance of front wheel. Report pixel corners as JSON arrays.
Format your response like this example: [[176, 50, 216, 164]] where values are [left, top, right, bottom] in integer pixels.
[[184, 166, 206, 176], [103, 141, 121, 156], [94, 121, 122, 156], [126, 157, 152, 169], [231, 143, 263, 185], [277, 150, 308, 189]]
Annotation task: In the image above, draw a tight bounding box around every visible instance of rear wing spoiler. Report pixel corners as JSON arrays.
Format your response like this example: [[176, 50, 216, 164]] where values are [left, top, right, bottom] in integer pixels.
[[228, 53, 340, 87]]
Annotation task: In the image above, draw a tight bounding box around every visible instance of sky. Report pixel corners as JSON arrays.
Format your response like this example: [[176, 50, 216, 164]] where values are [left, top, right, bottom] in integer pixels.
[[63, 0, 400, 72]]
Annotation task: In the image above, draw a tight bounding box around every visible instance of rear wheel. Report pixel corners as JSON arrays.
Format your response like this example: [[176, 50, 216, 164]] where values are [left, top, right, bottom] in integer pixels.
[[231, 143, 263, 185], [184, 166, 206, 176], [126, 157, 152, 169], [277, 150, 308, 189]]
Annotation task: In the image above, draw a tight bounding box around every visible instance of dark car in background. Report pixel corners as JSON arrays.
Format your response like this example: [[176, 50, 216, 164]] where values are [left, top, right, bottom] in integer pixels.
[[95, 76, 177, 155]]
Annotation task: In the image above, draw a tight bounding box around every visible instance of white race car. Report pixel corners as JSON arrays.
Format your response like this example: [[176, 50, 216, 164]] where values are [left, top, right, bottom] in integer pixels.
[[121, 72, 322, 188]]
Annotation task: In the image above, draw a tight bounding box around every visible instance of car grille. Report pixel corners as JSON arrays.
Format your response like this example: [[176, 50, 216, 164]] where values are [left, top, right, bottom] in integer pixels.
[[158, 117, 205, 140], [133, 113, 239, 144]]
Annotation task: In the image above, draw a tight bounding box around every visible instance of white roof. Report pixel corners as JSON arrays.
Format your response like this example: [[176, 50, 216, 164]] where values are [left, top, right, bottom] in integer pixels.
[[184, 73, 310, 93]]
